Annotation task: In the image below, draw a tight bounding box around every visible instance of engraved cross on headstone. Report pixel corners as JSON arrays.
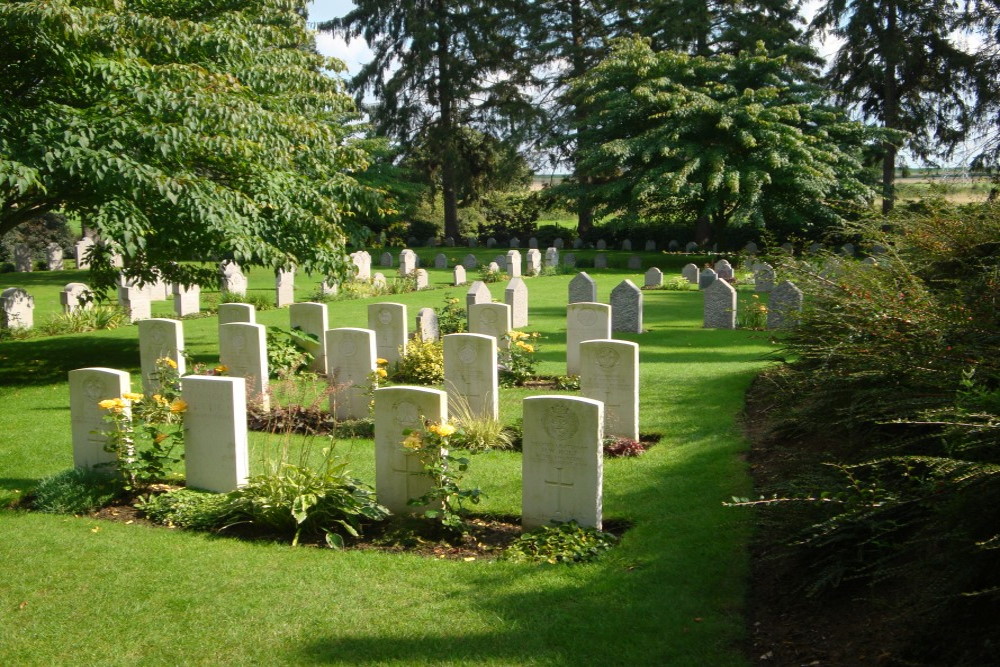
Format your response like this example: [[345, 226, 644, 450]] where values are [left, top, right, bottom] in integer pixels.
[[544, 467, 574, 518]]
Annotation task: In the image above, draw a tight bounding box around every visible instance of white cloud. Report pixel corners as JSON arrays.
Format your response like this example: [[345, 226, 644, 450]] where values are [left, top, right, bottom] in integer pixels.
[[315, 33, 372, 76]]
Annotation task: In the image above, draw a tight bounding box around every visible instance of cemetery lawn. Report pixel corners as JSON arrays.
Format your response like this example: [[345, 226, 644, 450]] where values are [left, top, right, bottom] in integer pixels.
[[0, 254, 774, 666]]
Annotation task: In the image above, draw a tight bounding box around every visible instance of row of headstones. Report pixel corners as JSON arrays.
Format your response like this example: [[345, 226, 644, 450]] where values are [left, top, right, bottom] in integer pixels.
[[742, 240, 880, 257], [564, 272, 644, 334], [9, 242, 74, 272], [70, 366, 612, 529]]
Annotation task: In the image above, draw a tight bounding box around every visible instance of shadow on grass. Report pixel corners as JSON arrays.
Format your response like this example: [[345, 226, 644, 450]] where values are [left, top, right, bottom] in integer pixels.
[[0, 335, 138, 387]]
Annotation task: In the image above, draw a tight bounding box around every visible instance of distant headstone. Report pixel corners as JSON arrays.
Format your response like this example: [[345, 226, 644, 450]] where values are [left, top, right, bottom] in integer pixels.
[[453, 265, 467, 285], [434, 253, 448, 269], [463, 254, 478, 270], [668, 240, 679, 251], [644, 267, 663, 288], [699, 268, 718, 289], [69, 367, 131, 470], [75, 238, 94, 269], [218, 261, 247, 296], [368, 302, 408, 366], [644, 240, 656, 251], [117, 278, 150, 322], [414, 268, 429, 290], [486, 237, 497, 248], [488, 261, 500, 274], [509, 237, 520, 248], [415, 307, 439, 341], [563, 253, 577, 268], [622, 239, 632, 251], [218, 322, 270, 410], [46, 243, 64, 271], [13, 244, 32, 272], [182, 375, 250, 492], [505, 276, 529, 329], [573, 238, 584, 249], [443, 333, 498, 420], [526, 249, 542, 275], [594, 254, 608, 269], [381, 251, 393, 268], [528, 237, 538, 249], [466, 280, 491, 317], [506, 249, 522, 278], [685, 241, 699, 252], [861, 256, 878, 267], [744, 241, 759, 255], [407, 237, 418, 248], [138, 318, 186, 394], [426, 237, 438, 247], [372, 272, 387, 288], [444, 236, 454, 247], [321, 280, 339, 297], [596, 239, 607, 250], [754, 262, 775, 293], [325, 327, 377, 420], [780, 242, 794, 254], [467, 237, 477, 248], [493, 255, 507, 272], [468, 302, 511, 344], [218, 303, 255, 327], [0, 287, 34, 329], [566, 302, 611, 375], [553, 238, 564, 249], [146, 275, 170, 302], [522, 395, 603, 529], [703, 279, 737, 329], [289, 302, 328, 373], [399, 249, 417, 276], [580, 339, 639, 440], [767, 280, 804, 330], [568, 272, 597, 303], [173, 283, 200, 317], [714, 259, 734, 280], [610, 280, 643, 333], [627, 255, 642, 270], [545, 247, 559, 268], [60, 283, 93, 314], [350, 251, 372, 281], [809, 242, 824, 254], [275, 267, 295, 308], [840, 243, 855, 257], [374, 385, 447, 513]]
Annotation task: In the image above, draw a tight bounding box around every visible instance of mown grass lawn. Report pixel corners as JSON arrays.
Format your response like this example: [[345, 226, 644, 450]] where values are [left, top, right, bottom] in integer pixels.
[[0, 250, 773, 666]]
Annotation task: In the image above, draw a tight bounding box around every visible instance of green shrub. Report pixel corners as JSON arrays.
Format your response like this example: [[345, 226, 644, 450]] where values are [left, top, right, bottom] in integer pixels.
[[737, 294, 768, 330], [392, 337, 444, 385], [500, 331, 541, 387], [436, 295, 467, 335], [36, 304, 130, 336], [266, 326, 315, 378], [477, 264, 506, 283], [30, 468, 124, 514], [137, 488, 232, 530], [504, 521, 618, 564]]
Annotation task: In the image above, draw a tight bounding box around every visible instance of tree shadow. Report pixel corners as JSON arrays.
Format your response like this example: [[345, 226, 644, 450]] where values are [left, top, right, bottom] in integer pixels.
[[0, 335, 138, 387]]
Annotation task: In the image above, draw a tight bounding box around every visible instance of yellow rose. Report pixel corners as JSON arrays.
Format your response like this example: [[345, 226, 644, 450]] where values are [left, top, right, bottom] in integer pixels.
[[98, 399, 119, 410], [214, 365, 228, 373], [402, 433, 423, 449], [376, 368, 387, 378], [376, 358, 389, 365], [434, 423, 456, 437], [169, 399, 188, 413], [122, 392, 144, 402], [161, 358, 178, 369]]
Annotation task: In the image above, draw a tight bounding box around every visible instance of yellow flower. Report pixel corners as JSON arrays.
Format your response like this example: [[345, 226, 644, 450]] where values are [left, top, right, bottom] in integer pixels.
[[154, 433, 168, 444], [376, 358, 389, 365], [214, 365, 228, 373], [122, 392, 144, 402], [508, 331, 526, 340], [98, 398, 122, 411], [376, 368, 388, 378], [429, 423, 456, 437], [402, 433, 423, 449], [169, 399, 188, 414], [160, 357, 178, 369], [752, 294, 759, 299]]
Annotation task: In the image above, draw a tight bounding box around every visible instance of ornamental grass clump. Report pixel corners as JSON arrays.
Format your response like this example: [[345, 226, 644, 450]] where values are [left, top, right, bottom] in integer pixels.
[[98, 357, 187, 493]]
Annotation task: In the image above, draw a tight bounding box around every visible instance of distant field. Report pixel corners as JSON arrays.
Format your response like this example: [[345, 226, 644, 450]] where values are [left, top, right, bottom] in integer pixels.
[[894, 176, 994, 205]]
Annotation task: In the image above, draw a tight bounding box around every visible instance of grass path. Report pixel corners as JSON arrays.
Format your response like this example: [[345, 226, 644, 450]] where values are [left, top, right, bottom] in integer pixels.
[[1, 253, 772, 665]]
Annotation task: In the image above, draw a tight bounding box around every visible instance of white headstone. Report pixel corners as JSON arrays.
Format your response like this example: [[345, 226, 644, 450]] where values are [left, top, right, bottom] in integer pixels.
[[462, 254, 478, 270], [13, 244, 32, 272], [443, 333, 498, 420], [506, 250, 522, 278], [504, 277, 529, 329], [522, 396, 603, 529], [350, 251, 372, 281], [453, 265, 467, 285], [580, 339, 639, 440], [526, 249, 542, 275], [372, 272, 387, 288], [218, 261, 247, 297], [138, 318, 186, 394], [46, 243, 64, 271], [218, 322, 270, 410], [545, 247, 559, 268], [368, 302, 408, 365], [117, 279, 150, 323], [754, 262, 775, 293], [714, 259, 734, 280], [289, 302, 328, 373], [566, 302, 611, 375], [465, 280, 491, 321], [468, 302, 511, 344], [414, 268, 429, 290], [325, 327, 377, 420], [703, 279, 737, 329], [398, 249, 416, 275], [488, 261, 500, 273], [682, 263, 700, 284], [767, 280, 804, 330], [69, 367, 131, 471], [60, 282, 93, 314], [644, 267, 663, 288], [75, 238, 94, 269], [415, 307, 439, 341], [182, 375, 249, 493], [173, 283, 201, 317], [275, 268, 295, 308], [374, 386, 447, 514], [568, 272, 597, 304], [610, 280, 643, 333], [434, 253, 448, 269], [321, 280, 339, 297], [381, 251, 394, 268], [218, 302, 255, 327]]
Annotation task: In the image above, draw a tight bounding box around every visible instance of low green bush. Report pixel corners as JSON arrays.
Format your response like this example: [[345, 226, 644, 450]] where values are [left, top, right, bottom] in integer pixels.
[[30, 468, 124, 514], [392, 337, 444, 385], [137, 488, 232, 530], [504, 521, 618, 564]]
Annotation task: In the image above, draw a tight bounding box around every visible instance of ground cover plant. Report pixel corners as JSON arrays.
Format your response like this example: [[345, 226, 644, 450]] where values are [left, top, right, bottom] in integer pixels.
[[0, 254, 769, 665]]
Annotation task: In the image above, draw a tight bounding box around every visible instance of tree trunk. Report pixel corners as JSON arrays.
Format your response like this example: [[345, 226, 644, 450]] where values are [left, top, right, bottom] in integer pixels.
[[569, 0, 593, 237], [881, 1, 899, 215], [436, 0, 460, 240]]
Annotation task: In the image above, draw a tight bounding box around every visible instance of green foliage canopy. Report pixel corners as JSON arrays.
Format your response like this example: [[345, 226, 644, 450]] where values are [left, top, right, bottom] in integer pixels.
[[569, 38, 883, 242], [0, 0, 373, 290]]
